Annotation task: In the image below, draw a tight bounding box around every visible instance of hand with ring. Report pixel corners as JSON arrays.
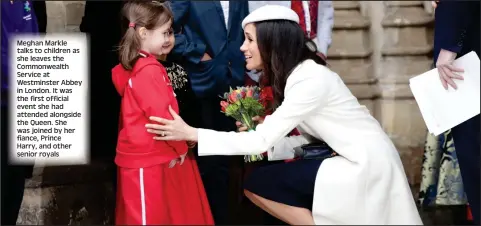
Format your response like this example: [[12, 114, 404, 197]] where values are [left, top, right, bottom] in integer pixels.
[[145, 105, 199, 142]]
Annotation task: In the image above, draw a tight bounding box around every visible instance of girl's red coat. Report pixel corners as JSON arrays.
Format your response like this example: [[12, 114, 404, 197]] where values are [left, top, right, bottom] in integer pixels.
[[112, 53, 187, 168]]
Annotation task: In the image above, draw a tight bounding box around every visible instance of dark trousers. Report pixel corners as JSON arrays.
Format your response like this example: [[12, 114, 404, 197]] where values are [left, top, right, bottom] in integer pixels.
[[2, 3, 45, 223], [195, 154, 232, 224], [1, 106, 31, 225], [451, 115, 480, 224], [194, 97, 238, 225]]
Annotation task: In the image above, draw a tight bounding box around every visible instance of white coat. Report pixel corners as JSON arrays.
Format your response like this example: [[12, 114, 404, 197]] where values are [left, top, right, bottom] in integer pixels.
[[197, 60, 423, 225]]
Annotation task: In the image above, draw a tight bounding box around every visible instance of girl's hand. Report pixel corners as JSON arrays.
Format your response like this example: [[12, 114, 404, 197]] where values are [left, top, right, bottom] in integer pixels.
[[179, 152, 187, 165], [236, 116, 264, 132], [169, 152, 188, 168], [169, 159, 178, 168]]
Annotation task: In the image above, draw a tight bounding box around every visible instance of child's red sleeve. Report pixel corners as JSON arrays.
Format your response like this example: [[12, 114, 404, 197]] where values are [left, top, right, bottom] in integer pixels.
[[130, 64, 188, 155]]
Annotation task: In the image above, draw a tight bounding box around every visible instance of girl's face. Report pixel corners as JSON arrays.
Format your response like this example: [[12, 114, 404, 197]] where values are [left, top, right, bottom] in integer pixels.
[[139, 20, 174, 57], [240, 23, 263, 71]]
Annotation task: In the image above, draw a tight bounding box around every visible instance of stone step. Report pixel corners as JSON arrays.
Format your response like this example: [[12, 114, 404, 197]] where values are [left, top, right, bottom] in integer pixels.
[[382, 6, 433, 27], [333, 1, 360, 10], [328, 58, 374, 84], [333, 10, 371, 30]]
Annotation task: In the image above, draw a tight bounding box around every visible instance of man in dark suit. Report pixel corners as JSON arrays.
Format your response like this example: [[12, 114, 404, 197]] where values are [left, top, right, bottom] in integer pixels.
[[169, 1, 249, 224], [433, 1, 480, 224], [1, 1, 46, 224]]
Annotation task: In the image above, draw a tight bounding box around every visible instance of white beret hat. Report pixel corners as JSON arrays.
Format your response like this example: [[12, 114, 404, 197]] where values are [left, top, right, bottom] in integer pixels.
[[241, 5, 300, 30]]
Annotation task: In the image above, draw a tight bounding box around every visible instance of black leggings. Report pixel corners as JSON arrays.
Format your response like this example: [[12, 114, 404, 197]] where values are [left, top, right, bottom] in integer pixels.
[[1, 106, 32, 225]]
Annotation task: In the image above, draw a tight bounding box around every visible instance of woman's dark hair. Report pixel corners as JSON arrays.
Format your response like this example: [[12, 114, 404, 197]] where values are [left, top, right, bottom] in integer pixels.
[[255, 20, 327, 106], [118, 1, 173, 70]]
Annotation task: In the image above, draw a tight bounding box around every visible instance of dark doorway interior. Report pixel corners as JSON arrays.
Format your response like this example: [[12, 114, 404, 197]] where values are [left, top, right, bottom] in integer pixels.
[[80, 2, 124, 200]]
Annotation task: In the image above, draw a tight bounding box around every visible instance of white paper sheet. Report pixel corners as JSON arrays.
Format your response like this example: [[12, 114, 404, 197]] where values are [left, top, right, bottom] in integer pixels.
[[409, 51, 480, 136]]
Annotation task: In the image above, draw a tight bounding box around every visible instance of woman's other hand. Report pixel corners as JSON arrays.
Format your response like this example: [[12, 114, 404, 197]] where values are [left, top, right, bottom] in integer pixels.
[[236, 116, 265, 132], [145, 105, 198, 141]]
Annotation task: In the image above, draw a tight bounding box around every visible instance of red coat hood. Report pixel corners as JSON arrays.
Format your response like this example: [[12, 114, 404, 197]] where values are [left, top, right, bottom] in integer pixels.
[[112, 55, 159, 97], [112, 64, 131, 97]]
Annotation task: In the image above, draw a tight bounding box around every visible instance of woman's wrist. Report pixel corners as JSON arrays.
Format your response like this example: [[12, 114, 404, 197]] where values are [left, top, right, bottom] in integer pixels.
[[187, 126, 199, 142]]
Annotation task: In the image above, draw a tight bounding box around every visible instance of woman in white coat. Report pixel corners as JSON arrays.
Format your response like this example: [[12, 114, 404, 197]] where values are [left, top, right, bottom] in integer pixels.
[[145, 5, 423, 225]]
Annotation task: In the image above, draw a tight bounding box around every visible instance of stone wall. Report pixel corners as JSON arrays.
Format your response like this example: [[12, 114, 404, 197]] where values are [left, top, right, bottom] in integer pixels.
[[19, 2, 115, 225], [18, 1, 435, 224], [45, 1, 85, 33]]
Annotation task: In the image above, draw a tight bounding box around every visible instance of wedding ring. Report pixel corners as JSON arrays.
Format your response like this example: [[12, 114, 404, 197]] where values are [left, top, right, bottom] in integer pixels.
[[161, 131, 165, 137]]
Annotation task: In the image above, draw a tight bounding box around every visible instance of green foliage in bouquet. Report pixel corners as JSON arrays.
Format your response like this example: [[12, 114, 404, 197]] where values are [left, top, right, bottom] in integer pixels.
[[220, 86, 266, 162]]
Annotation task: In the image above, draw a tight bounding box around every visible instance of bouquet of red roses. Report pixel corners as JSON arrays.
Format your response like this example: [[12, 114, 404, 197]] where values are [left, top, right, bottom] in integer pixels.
[[220, 86, 270, 162]]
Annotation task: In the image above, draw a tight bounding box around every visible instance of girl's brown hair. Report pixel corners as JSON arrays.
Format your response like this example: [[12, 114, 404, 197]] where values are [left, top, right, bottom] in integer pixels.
[[118, 1, 173, 70]]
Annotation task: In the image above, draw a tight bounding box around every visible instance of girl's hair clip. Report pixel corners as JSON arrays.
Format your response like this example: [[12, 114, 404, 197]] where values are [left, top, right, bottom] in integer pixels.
[[129, 22, 135, 28], [305, 40, 317, 53]]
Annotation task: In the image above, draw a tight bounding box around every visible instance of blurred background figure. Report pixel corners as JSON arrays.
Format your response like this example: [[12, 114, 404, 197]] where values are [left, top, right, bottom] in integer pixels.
[[1, 0, 46, 224], [429, 1, 480, 224], [418, 0, 467, 218]]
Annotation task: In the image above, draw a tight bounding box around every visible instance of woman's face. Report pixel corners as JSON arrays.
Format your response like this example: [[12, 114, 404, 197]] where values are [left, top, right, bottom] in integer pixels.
[[240, 23, 263, 71]]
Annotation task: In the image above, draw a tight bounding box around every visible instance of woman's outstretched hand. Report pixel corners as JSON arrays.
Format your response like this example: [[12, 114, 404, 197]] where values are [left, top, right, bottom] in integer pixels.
[[145, 106, 199, 142], [236, 116, 264, 132]]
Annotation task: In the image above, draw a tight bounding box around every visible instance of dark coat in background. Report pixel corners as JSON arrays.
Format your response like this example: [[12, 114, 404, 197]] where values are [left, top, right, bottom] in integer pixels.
[[433, 1, 480, 224]]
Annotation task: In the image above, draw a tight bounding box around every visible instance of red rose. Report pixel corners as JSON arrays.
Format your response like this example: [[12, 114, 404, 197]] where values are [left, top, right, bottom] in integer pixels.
[[260, 86, 274, 102], [240, 90, 246, 98], [260, 86, 274, 113]]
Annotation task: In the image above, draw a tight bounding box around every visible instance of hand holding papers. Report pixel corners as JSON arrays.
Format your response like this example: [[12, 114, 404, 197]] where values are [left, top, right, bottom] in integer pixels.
[[409, 51, 480, 136]]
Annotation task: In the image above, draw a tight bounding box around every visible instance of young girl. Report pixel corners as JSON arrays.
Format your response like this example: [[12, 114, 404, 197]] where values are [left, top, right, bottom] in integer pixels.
[[111, 1, 213, 225]]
